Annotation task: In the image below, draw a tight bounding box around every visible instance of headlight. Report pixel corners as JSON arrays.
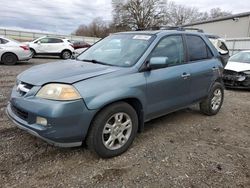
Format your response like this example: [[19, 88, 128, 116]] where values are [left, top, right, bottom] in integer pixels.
[[36, 84, 81, 101], [243, 71, 250, 75]]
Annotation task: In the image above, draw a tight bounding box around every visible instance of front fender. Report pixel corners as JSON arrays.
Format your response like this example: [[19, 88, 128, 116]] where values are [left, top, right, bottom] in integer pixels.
[[73, 69, 147, 111], [83, 88, 146, 110]]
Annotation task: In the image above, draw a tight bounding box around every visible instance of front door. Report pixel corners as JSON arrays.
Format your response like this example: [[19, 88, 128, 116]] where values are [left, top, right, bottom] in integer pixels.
[[145, 35, 191, 120]]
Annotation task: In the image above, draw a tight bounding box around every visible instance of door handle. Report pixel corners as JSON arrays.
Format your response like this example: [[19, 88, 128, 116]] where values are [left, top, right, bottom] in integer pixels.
[[181, 73, 191, 79]]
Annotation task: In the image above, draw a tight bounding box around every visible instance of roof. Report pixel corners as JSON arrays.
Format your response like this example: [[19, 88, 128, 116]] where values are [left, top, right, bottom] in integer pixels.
[[118, 30, 162, 35], [118, 29, 209, 37], [182, 11, 250, 27]]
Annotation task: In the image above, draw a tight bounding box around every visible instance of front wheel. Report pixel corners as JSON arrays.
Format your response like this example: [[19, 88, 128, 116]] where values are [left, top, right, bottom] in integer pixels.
[[61, 50, 72, 59], [200, 82, 224, 116], [86, 102, 138, 158]]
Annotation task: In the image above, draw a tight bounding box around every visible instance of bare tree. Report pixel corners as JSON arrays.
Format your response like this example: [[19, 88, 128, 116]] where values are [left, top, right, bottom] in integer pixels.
[[112, 0, 165, 30], [74, 2, 234, 37], [209, 8, 232, 18], [74, 17, 111, 38], [162, 2, 203, 26]]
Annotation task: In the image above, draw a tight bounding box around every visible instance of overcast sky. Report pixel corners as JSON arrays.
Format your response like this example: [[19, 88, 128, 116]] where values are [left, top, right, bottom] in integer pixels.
[[0, 0, 249, 34]]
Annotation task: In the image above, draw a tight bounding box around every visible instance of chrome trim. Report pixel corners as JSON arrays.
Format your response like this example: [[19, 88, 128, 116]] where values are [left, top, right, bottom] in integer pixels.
[[16, 83, 30, 93]]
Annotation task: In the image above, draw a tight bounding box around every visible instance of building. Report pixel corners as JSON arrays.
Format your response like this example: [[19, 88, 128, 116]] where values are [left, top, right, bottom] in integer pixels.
[[183, 12, 250, 38]]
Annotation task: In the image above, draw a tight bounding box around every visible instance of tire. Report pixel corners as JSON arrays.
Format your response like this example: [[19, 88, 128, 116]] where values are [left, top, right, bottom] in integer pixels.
[[200, 82, 224, 116], [61, 50, 72, 59], [86, 102, 138, 158], [1, 53, 17, 65]]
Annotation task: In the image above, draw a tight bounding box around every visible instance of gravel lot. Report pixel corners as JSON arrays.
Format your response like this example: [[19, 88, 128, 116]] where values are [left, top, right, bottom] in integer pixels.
[[0, 58, 250, 187]]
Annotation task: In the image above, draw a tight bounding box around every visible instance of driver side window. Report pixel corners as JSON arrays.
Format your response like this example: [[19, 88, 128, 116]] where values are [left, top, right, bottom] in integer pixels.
[[151, 35, 184, 66]]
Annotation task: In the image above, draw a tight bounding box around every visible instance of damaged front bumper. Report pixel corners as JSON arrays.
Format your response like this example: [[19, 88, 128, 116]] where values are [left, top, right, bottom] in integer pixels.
[[223, 70, 250, 88]]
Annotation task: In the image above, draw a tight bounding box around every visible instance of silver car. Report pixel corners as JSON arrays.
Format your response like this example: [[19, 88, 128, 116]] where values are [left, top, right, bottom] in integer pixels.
[[0, 36, 32, 65]]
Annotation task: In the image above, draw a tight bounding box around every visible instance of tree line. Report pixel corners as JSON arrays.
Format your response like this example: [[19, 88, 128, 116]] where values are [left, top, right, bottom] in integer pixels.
[[74, 0, 232, 38]]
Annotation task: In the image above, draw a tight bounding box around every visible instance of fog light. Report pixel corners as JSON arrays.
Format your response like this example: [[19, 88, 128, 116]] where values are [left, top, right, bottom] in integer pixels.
[[36, 117, 47, 126]]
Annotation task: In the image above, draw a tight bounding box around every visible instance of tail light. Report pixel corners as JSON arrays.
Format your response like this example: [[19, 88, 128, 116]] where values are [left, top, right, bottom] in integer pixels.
[[70, 44, 74, 49], [20, 45, 30, 50]]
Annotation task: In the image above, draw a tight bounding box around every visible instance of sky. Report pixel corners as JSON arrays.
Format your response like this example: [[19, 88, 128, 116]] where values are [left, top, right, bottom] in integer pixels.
[[0, 0, 249, 34]]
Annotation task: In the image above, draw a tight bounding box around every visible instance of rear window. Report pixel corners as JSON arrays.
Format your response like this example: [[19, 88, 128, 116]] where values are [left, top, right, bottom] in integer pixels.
[[186, 35, 213, 61]]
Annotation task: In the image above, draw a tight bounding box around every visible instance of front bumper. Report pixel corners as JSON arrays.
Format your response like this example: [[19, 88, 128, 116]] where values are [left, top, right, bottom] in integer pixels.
[[223, 72, 250, 88], [6, 85, 97, 147]]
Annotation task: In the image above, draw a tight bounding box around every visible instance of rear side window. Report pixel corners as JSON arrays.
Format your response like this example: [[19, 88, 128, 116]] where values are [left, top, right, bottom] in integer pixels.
[[0, 38, 9, 44], [186, 35, 213, 61], [38, 38, 63, 43], [49, 38, 63, 43]]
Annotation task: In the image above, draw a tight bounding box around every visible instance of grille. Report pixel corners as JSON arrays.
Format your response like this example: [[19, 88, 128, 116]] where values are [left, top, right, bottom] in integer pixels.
[[16, 82, 33, 96], [11, 104, 28, 120], [223, 70, 238, 76]]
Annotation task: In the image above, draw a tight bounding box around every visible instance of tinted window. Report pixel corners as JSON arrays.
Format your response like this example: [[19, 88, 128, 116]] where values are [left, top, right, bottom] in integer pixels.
[[151, 35, 184, 66], [186, 35, 213, 61], [38, 38, 63, 43], [49, 38, 63, 43], [0, 38, 9, 44]]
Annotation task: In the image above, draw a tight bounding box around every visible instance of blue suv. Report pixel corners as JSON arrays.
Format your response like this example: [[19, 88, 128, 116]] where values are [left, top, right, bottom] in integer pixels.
[[7, 30, 224, 158]]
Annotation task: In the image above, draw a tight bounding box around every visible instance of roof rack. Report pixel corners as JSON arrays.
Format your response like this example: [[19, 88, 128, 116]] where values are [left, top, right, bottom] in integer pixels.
[[136, 26, 204, 33]]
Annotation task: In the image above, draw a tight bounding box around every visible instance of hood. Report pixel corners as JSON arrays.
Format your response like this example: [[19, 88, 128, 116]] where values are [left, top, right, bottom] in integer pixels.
[[18, 60, 123, 85], [225, 61, 250, 72]]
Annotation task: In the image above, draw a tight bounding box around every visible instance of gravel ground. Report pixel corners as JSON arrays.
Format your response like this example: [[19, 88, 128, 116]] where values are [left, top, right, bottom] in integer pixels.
[[0, 58, 250, 187]]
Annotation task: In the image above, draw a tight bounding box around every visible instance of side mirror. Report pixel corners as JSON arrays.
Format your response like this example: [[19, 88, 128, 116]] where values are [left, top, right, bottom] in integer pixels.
[[37, 41, 41, 45], [148, 57, 169, 70]]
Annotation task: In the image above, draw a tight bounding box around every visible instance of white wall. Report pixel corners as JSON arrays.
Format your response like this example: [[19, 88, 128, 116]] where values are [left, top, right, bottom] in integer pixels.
[[186, 16, 250, 38]]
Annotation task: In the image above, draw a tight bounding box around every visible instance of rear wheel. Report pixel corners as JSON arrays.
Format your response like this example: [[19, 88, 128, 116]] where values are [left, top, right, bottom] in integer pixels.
[[61, 50, 72, 59], [1, 53, 17, 65], [86, 102, 138, 158], [200, 82, 224, 116]]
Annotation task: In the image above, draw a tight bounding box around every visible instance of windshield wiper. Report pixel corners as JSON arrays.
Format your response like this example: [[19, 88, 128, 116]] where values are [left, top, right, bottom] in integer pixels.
[[82, 59, 111, 66]]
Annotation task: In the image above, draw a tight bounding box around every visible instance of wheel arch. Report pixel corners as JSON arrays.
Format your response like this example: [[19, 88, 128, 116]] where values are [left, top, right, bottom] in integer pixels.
[[85, 97, 145, 143], [61, 49, 72, 54], [29, 48, 36, 54], [208, 77, 224, 93], [1, 52, 19, 62]]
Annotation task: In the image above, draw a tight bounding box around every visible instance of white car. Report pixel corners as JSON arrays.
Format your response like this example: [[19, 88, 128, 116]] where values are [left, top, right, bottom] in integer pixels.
[[223, 51, 250, 88], [206, 34, 230, 67], [28, 37, 74, 59], [0, 36, 32, 65]]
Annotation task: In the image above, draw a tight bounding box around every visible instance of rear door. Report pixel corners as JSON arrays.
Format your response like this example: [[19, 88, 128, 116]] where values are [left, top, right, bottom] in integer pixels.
[[145, 35, 191, 120], [185, 34, 217, 102], [46, 38, 64, 53]]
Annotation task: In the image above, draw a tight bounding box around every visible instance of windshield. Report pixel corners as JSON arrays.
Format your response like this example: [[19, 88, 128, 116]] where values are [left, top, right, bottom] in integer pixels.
[[229, 51, 250, 64], [77, 33, 155, 67]]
